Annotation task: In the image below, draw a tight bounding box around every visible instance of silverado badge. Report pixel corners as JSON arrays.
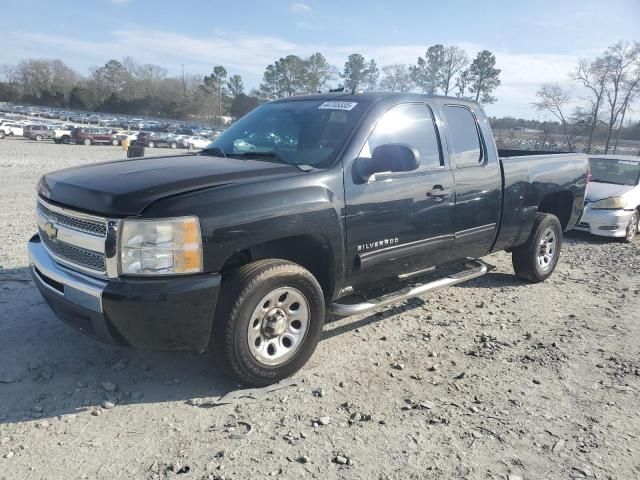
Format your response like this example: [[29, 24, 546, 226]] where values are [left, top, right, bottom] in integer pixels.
[[43, 222, 58, 240]]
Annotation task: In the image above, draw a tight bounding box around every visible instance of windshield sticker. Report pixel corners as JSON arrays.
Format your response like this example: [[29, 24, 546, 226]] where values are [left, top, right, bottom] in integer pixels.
[[318, 101, 358, 111]]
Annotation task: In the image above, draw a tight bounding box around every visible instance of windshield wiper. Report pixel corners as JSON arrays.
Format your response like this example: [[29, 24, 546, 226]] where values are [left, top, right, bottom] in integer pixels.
[[590, 179, 627, 185], [200, 146, 227, 157]]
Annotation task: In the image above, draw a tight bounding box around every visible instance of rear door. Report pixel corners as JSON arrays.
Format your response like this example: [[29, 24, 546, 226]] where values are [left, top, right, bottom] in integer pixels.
[[344, 102, 456, 287], [441, 104, 502, 259]]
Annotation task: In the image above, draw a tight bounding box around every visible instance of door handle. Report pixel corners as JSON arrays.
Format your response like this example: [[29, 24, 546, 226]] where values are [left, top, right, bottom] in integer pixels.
[[426, 185, 451, 198]]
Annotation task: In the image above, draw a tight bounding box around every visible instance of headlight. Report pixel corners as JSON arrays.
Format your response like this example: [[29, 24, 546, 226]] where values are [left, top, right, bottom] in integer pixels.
[[120, 217, 203, 275], [591, 196, 626, 210]]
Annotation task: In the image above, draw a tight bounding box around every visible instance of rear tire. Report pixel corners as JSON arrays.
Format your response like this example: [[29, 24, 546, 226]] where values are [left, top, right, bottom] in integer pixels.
[[148, 141, 155, 148], [83, 138, 92, 146], [624, 210, 638, 243], [170, 142, 177, 149], [35, 134, 43, 141], [213, 259, 325, 387], [61, 136, 70, 144], [111, 139, 119, 146], [512, 213, 563, 283]]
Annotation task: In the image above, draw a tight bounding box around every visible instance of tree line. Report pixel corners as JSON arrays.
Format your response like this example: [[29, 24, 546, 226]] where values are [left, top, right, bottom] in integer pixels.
[[533, 40, 640, 154], [257, 47, 500, 103], [0, 45, 501, 123]]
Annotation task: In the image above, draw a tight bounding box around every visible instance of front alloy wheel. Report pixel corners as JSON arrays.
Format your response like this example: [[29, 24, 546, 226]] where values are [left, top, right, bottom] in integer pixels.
[[213, 259, 325, 386], [247, 287, 309, 366], [625, 211, 638, 243]]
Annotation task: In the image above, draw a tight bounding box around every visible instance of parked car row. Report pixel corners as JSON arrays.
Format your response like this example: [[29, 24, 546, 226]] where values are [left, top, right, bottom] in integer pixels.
[[1, 115, 222, 150], [1, 104, 226, 138]]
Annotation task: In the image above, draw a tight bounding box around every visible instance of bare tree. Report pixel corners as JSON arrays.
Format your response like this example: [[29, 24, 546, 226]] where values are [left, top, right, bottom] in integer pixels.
[[0, 64, 18, 84], [572, 57, 612, 153], [603, 41, 640, 153], [613, 66, 640, 153], [440, 46, 468, 96], [379, 64, 414, 92], [533, 83, 574, 151]]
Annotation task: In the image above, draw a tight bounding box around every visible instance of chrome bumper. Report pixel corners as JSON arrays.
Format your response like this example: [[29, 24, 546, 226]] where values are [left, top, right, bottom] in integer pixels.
[[574, 205, 634, 238], [28, 236, 106, 313]]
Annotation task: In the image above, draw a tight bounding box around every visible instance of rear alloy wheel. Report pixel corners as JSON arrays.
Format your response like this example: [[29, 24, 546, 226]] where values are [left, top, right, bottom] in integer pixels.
[[213, 259, 325, 386], [83, 138, 92, 146], [111, 139, 119, 146], [624, 210, 638, 243], [35, 134, 43, 141]]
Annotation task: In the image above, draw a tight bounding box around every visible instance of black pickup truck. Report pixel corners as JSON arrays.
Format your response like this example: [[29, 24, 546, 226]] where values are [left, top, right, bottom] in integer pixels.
[[28, 93, 588, 385]]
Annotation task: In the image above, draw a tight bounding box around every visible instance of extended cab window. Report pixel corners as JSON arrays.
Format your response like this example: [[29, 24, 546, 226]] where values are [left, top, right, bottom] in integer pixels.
[[361, 103, 442, 169], [444, 105, 483, 166]]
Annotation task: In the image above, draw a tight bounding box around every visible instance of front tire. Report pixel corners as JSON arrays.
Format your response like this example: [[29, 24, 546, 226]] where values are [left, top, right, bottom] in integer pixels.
[[148, 141, 155, 148], [35, 134, 43, 141], [213, 259, 325, 386], [83, 138, 92, 146], [512, 213, 563, 283], [624, 210, 638, 243]]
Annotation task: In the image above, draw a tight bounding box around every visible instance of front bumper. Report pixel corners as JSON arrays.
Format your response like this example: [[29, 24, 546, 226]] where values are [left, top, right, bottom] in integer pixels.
[[574, 205, 635, 238], [28, 234, 221, 351]]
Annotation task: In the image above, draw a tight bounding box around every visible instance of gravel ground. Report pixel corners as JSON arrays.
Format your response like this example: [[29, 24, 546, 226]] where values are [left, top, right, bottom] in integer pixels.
[[0, 136, 639, 480]]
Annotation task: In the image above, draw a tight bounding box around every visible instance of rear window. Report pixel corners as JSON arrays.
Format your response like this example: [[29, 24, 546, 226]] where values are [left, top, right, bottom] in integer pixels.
[[444, 105, 483, 166]]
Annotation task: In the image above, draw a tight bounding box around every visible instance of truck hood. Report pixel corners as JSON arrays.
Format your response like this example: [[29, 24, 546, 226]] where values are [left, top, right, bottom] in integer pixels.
[[38, 154, 304, 216], [586, 182, 635, 202]]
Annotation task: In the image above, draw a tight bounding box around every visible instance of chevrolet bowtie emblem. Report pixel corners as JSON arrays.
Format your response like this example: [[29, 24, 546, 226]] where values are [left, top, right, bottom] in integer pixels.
[[43, 222, 58, 239]]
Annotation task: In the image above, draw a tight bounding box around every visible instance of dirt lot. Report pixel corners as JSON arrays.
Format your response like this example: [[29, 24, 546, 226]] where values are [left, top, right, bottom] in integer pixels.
[[0, 136, 639, 480]]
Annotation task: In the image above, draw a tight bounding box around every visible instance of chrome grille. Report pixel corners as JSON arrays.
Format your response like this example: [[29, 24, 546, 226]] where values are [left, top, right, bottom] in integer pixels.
[[38, 203, 107, 237], [39, 227, 106, 272]]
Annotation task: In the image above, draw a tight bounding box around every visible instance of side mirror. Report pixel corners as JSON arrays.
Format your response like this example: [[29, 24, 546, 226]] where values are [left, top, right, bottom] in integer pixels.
[[357, 143, 420, 180]]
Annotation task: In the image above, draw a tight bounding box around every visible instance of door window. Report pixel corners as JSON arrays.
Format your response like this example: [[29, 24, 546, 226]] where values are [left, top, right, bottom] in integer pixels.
[[361, 103, 442, 170], [444, 105, 483, 166]]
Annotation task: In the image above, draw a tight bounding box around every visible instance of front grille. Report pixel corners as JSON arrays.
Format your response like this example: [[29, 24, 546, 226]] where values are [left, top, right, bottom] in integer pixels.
[[38, 203, 107, 237], [39, 227, 106, 272]]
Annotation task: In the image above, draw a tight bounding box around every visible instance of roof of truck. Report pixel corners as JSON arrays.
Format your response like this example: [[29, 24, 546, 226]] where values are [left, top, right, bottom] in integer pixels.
[[271, 91, 479, 107]]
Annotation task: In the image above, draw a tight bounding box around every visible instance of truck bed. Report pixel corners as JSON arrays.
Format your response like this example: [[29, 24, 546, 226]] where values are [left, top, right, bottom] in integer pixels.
[[491, 152, 589, 252], [498, 149, 571, 158]]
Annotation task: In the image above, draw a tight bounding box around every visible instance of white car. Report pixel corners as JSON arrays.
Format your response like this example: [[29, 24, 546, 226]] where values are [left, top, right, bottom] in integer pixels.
[[53, 127, 73, 144], [0, 123, 24, 136], [183, 135, 211, 149], [115, 130, 139, 142], [576, 156, 640, 242]]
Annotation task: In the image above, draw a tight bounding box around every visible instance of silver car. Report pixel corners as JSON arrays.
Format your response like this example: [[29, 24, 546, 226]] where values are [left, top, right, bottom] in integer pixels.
[[576, 155, 640, 242]]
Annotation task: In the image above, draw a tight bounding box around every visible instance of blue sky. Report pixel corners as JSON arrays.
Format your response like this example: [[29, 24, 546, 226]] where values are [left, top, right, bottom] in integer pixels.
[[2, 0, 639, 118]]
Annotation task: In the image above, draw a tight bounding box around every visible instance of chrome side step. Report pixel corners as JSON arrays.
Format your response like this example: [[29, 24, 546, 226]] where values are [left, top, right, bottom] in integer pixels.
[[329, 259, 488, 317]]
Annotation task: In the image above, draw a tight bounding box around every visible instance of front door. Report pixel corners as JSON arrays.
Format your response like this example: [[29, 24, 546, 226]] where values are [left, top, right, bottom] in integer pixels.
[[344, 102, 456, 288]]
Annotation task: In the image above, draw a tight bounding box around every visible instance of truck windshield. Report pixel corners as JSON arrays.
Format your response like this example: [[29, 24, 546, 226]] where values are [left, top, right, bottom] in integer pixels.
[[589, 158, 640, 186], [204, 99, 368, 168]]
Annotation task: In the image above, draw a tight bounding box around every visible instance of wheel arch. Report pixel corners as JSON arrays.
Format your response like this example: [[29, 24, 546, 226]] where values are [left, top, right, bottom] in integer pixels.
[[537, 190, 574, 231], [220, 234, 336, 300]]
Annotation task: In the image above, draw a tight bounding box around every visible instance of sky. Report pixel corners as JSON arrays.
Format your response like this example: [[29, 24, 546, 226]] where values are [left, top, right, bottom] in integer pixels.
[[1, 0, 639, 119]]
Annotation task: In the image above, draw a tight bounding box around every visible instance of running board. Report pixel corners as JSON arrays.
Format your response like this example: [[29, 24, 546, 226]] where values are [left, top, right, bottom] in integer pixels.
[[329, 259, 489, 317]]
